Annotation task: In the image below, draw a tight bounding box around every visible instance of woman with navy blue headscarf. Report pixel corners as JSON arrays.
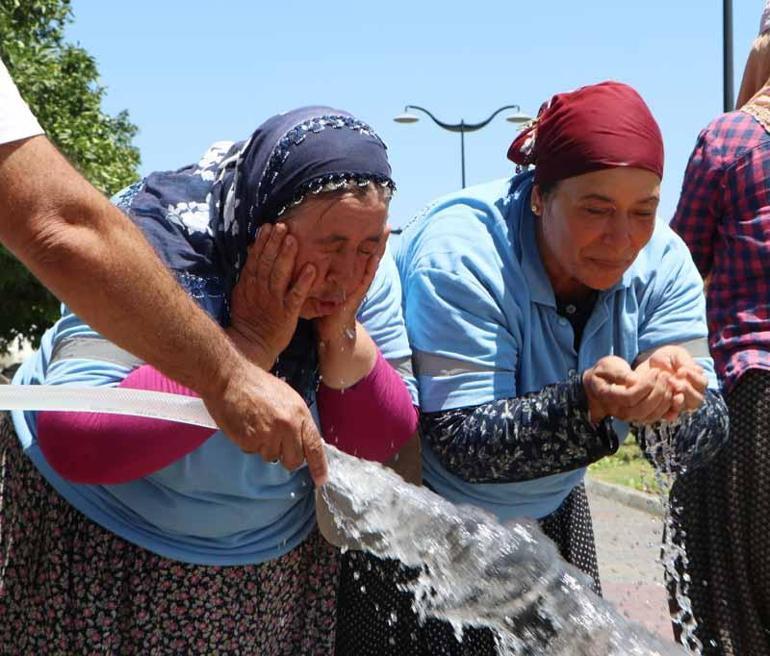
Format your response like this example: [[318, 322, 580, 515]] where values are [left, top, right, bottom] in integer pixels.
[[0, 107, 419, 654]]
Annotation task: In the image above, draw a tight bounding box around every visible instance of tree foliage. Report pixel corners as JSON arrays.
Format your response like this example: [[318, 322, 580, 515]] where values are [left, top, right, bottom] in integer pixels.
[[0, 0, 140, 352]]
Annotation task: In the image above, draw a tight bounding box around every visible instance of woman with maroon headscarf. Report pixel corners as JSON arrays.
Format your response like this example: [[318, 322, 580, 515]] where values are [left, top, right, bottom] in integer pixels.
[[383, 81, 729, 654]]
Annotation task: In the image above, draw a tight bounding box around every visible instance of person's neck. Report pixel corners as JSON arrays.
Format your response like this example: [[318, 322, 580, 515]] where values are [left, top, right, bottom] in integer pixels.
[[535, 217, 593, 304]]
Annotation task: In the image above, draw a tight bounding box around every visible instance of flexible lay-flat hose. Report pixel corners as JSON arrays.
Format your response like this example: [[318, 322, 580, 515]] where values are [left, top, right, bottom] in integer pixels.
[[0, 385, 217, 428]]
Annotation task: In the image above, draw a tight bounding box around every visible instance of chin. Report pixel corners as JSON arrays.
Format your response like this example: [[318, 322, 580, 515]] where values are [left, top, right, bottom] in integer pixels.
[[300, 299, 336, 319], [583, 273, 623, 290]]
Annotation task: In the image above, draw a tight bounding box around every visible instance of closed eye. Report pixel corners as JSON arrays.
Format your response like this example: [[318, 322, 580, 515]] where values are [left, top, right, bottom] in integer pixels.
[[584, 206, 613, 216]]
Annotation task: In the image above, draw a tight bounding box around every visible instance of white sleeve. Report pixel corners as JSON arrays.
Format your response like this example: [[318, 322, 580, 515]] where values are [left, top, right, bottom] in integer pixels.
[[0, 57, 43, 145]]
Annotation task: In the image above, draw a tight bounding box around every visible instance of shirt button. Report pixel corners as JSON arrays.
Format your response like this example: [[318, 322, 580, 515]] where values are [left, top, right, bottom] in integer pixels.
[[568, 368, 577, 376], [566, 304, 577, 315], [558, 318, 568, 326]]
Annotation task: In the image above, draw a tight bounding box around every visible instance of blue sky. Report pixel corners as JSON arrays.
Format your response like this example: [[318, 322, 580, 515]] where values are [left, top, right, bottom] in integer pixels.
[[68, 0, 761, 227]]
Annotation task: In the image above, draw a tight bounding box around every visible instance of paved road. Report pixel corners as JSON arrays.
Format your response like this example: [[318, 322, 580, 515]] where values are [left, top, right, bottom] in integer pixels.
[[588, 487, 678, 646]]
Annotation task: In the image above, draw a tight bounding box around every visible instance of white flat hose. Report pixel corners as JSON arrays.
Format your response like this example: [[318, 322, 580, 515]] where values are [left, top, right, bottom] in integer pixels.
[[0, 385, 217, 428]]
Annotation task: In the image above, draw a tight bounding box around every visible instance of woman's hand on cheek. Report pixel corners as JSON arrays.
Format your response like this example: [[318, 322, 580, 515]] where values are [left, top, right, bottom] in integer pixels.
[[228, 223, 317, 369]]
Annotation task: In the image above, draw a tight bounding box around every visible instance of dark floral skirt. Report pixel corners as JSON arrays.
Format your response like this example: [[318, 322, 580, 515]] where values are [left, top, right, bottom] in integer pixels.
[[0, 414, 339, 655], [669, 369, 770, 655]]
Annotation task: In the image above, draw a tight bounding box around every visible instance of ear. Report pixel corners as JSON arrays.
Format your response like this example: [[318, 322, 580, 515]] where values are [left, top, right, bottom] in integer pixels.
[[530, 184, 544, 216]]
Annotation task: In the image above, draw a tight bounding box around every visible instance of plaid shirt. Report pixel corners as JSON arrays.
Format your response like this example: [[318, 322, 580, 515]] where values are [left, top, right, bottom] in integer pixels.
[[671, 111, 770, 394]]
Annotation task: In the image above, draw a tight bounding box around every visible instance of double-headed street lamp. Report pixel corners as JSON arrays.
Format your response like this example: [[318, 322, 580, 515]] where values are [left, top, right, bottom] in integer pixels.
[[394, 105, 532, 188]]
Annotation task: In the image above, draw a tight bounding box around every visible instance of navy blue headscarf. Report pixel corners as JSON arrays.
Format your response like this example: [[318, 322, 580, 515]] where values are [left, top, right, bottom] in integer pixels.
[[114, 106, 394, 404]]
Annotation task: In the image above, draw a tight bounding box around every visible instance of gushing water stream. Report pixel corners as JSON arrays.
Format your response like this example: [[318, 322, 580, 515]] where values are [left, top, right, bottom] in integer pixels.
[[321, 445, 683, 655]]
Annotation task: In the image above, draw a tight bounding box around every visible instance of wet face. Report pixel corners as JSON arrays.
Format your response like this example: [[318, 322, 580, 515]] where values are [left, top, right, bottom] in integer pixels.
[[283, 190, 389, 318], [531, 167, 661, 298]]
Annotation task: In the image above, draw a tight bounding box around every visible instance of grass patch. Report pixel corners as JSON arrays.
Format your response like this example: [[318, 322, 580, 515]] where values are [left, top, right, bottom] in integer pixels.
[[588, 440, 662, 495]]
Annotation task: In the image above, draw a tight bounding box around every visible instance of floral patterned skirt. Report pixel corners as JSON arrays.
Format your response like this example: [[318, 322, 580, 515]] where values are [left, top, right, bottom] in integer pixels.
[[0, 415, 339, 655]]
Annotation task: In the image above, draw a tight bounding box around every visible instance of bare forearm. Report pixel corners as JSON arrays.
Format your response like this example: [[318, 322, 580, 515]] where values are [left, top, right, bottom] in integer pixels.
[[0, 136, 241, 397], [317, 320, 377, 389]]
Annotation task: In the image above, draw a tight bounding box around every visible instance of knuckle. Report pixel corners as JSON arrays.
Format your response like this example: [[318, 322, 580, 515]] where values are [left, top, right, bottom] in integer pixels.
[[259, 444, 280, 462], [303, 433, 324, 455], [282, 453, 303, 470]]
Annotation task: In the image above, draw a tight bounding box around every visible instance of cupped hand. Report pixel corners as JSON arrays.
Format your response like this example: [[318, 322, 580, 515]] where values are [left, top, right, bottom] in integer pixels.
[[583, 355, 677, 424], [636, 345, 708, 415]]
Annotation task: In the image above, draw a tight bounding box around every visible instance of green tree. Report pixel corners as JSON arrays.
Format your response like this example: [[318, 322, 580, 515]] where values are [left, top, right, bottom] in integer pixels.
[[0, 0, 140, 353]]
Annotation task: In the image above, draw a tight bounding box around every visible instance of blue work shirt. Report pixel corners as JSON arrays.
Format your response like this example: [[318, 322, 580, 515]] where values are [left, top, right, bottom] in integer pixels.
[[397, 171, 716, 521], [12, 245, 417, 566]]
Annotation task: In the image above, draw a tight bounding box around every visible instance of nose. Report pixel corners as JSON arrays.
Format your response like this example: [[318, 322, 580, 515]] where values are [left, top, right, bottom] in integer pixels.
[[601, 211, 632, 251], [326, 250, 360, 289]]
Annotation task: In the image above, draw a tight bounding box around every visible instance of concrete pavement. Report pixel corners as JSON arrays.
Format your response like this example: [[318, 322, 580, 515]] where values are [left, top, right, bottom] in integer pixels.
[[588, 486, 678, 646]]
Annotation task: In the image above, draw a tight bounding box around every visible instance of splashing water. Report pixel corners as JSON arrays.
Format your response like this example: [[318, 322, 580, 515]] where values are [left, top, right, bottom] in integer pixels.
[[641, 423, 702, 655], [321, 445, 683, 655]]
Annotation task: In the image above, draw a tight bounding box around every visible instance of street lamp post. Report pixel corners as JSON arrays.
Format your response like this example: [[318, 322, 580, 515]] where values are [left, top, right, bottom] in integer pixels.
[[724, 0, 734, 112], [394, 105, 531, 188]]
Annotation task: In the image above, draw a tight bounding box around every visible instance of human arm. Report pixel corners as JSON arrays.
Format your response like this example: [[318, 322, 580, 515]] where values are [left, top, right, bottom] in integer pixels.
[[34, 302, 327, 484], [422, 351, 694, 484], [316, 244, 419, 463], [670, 128, 723, 278], [421, 372, 619, 483], [0, 139, 327, 482], [313, 230, 392, 389], [37, 364, 214, 484], [0, 60, 327, 483], [626, 237, 730, 473], [403, 233, 690, 483], [314, 243, 420, 548], [631, 345, 729, 474]]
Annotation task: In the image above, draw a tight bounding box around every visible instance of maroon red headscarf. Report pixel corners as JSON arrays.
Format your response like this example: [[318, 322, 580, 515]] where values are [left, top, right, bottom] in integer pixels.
[[508, 81, 664, 187]]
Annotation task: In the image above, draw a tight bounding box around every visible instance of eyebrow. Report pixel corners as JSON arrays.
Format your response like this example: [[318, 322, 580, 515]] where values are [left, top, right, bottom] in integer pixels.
[[315, 233, 383, 244], [578, 193, 660, 203]]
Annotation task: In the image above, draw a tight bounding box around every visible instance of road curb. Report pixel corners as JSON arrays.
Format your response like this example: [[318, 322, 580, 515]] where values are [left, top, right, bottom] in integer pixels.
[[586, 477, 665, 518]]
